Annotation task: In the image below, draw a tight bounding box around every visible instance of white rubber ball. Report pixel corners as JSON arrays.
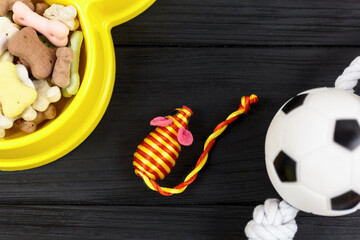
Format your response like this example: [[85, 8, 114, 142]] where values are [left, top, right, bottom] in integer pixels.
[[265, 87, 360, 216]]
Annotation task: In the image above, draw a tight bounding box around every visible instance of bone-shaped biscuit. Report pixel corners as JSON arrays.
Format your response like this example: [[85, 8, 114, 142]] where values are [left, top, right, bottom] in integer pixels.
[[0, 16, 19, 40], [0, 16, 20, 54], [15, 104, 56, 134], [0, 0, 34, 16], [52, 47, 74, 88], [0, 64, 37, 136], [8, 27, 56, 80], [12, 2, 69, 47], [0, 61, 37, 118], [44, 4, 79, 31], [62, 31, 83, 97], [32, 79, 61, 112]]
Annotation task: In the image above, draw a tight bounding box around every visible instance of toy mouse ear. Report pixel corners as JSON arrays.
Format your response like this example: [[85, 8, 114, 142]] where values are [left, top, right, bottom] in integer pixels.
[[150, 117, 173, 127], [178, 127, 193, 146]]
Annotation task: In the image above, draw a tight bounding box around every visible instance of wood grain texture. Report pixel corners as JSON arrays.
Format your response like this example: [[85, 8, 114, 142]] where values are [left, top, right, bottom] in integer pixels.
[[0, 205, 357, 240], [113, 0, 360, 46]]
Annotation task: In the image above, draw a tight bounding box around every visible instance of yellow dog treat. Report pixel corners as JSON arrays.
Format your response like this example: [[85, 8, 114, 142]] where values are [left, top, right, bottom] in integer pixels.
[[0, 61, 37, 118], [62, 31, 83, 97]]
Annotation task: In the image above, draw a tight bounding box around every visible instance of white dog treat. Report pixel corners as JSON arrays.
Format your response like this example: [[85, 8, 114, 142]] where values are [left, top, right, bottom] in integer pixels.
[[0, 16, 19, 54], [0, 51, 14, 62], [0, 105, 15, 129], [0, 37, 7, 55], [44, 4, 79, 31], [32, 79, 61, 112]]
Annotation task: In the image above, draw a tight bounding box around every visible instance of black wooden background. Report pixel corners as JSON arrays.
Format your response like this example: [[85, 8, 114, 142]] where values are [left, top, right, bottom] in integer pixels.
[[3, 0, 360, 239]]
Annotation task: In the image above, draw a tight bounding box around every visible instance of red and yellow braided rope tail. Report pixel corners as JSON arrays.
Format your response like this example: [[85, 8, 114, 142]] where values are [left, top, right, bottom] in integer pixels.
[[137, 95, 259, 196]]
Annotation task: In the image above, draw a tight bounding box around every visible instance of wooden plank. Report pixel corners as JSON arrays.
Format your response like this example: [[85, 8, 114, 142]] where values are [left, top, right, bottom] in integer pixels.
[[0, 46, 357, 205], [113, 0, 360, 46], [0, 205, 356, 240]]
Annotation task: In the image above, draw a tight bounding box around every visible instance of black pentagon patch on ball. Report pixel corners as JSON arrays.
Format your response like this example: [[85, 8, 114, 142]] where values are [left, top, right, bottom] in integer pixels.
[[331, 191, 360, 211], [282, 94, 308, 114], [274, 151, 297, 182], [334, 120, 360, 151]]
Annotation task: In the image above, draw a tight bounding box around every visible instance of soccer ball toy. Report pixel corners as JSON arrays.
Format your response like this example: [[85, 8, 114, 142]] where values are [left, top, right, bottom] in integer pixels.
[[265, 87, 360, 216]]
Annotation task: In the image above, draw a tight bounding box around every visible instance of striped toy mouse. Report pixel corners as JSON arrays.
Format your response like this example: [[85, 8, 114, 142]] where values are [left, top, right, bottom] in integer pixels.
[[134, 106, 194, 183], [134, 95, 258, 196]]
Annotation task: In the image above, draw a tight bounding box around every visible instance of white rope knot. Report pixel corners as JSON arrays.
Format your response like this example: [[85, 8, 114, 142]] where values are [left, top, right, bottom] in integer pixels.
[[245, 199, 299, 240], [335, 56, 360, 92]]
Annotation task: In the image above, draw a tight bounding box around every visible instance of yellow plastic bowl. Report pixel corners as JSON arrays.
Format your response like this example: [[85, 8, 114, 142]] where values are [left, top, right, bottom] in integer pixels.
[[0, 0, 156, 170]]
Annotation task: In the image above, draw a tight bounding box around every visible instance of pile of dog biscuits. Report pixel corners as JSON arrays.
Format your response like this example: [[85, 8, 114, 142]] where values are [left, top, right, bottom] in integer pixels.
[[0, 0, 83, 138]]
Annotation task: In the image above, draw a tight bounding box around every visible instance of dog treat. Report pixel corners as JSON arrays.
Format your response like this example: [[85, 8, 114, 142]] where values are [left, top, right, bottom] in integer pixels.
[[21, 106, 37, 121], [35, 3, 50, 16], [0, 37, 6, 55], [52, 47, 74, 88], [15, 64, 37, 121], [0, 1, 83, 137], [0, 63, 38, 138], [0, 16, 19, 52], [32, 79, 61, 112], [12, 2, 69, 47], [0, 16, 19, 39], [44, 4, 79, 31], [8, 27, 56, 79], [0, 61, 37, 118], [62, 31, 83, 97], [0, 64, 37, 136], [15, 104, 56, 133], [0, 0, 34, 17], [15, 64, 34, 89], [0, 51, 13, 62], [0, 64, 35, 137]]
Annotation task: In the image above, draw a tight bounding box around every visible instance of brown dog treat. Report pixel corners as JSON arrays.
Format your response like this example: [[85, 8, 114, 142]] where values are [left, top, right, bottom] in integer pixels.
[[0, 0, 34, 16], [14, 104, 56, 134], [8, 27, 56, 80], [35, 3, 50, 16], [51, 47, 74, 88]]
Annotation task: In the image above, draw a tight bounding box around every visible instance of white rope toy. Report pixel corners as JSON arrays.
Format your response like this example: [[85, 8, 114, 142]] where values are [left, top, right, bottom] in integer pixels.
[[245, 56, 360, 240], [335, 56, 360, 92], [245, 199, 299, 240]]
